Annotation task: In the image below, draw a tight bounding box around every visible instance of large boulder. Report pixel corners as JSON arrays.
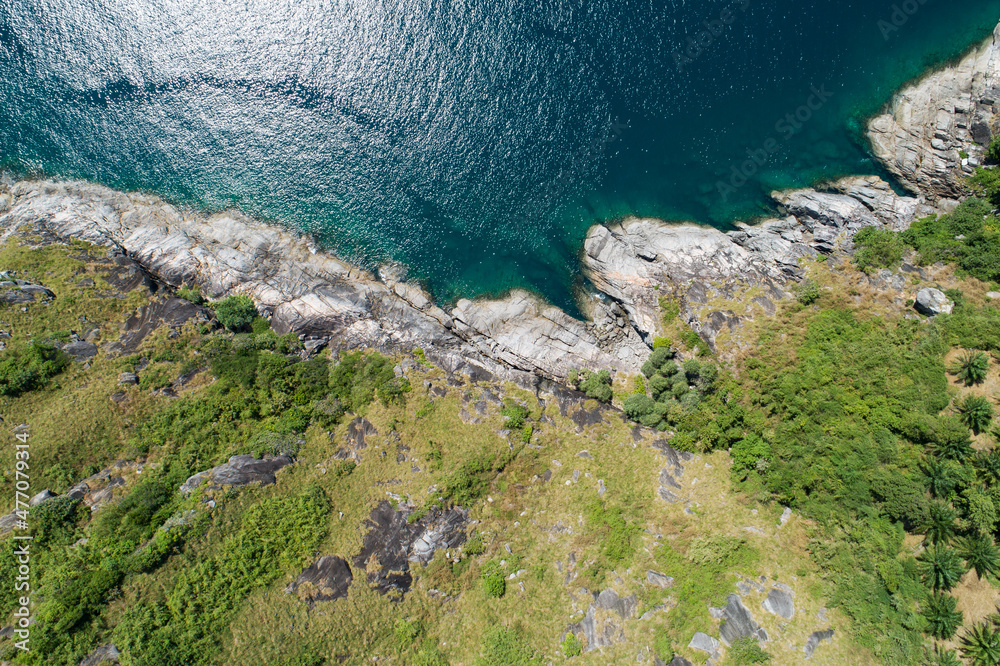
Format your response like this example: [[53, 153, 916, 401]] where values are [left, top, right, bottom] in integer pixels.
[[180, 454, 294, 495], [719, 594, 768, 646], [761, 587, 795, 620], [914, 288, 954, 316]]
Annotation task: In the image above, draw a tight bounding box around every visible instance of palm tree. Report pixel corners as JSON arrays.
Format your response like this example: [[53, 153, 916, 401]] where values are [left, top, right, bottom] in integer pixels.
[[961, 620, 1000, 666], [923, 591, 964, 639], [959, 395, 995, 434], [933, 433, 975, 462], [925, 644, 962, 666], [975, 451, 1000, 486], [924, 459, 962, 499], [954, 350, 990, 386], [918, 544, 967, 592], [959, 534, 1000, 580], [920, 501, 958, 544]]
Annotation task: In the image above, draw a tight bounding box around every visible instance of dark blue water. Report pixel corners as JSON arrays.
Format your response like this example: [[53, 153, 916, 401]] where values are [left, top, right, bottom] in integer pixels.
[[1, 1, 999, 313]]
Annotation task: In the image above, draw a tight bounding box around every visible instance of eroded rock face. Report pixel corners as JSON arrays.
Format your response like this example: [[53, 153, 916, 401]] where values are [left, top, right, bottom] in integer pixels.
[[718, 594, 768, 647], [581, 176, 921, 350], [0, 179, 639, 383], [179, 454, 294, 495], [108, 296, 213, 355], [354, 501, 468, 596], [564, 588, 639, 652], [287, 556, 353, 603], [868, 22, 1000, 200]]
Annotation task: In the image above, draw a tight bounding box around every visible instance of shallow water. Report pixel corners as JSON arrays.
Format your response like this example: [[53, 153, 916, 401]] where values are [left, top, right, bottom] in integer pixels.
[[2, 0, 999, 312]]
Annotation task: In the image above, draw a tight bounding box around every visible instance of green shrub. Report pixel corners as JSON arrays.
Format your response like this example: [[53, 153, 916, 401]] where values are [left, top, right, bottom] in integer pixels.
[[577, 369, 613, 403], [562, 633, 583, 658], [959, 619, 1000, 665], [329, 350, 409, 410], [652, 336, 672, 349], [901, 196, 1000, 284], [986, 136, 1000, 164], [623, 394, 655, 420], [476, 626, 540, 666], [213, 294, 257, 331], [464, 532, 485, 555], [31, 495, 82, 548], [726, 637, 772, 664], [0, 341, 69, 396], [922, 591, 963, 639], [730, 435, 770, 477], [659, 297, 680, 323], [501, 403, 528, 430], [853, 227, 906, 272], [917, 544, 966, 592], [176, 284, 205, 305], [481, 562, 506, 598], [795, 279, 820, 305], [958, 395, 994, 434]]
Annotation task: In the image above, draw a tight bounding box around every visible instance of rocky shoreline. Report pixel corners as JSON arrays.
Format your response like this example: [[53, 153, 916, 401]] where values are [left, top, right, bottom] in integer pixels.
[[2, 21, 999, 383]]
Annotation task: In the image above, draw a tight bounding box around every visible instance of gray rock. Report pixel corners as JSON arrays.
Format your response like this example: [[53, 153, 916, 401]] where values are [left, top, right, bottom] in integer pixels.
[[79, 643, 120, 666], [719, 594, 768, 646], [914, 288, 954, 316], [779, 506, 792, 526], [804, 629, 835, 659], [581, 175, 918, 350], [354, 501, 467, 596], [595, 588, 639, 619], [211, 454, 293, 487], [286, 555, 353, 603], [118, 372, 139, 385], [63, 341, 98, 362], [0, 179, 642, 384], [688, 632, 719, 654], [868, 22, 1000, 200], [646, 570, 674, 589], [29, 490, 56, 507], [761, 587, 795, 619], [667, 657, 694, 666], [180, 454, 294, 494], [986, 291, 1000, 299]]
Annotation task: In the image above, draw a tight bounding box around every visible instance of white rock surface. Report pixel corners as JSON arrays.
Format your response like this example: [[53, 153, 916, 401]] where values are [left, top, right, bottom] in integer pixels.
[[868, 22, 1000, 200]]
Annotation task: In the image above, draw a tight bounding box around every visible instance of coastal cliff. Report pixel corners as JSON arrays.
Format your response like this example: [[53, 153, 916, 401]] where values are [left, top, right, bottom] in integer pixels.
[[1, 20, 998, 383], [868, 21, 1000, 200]]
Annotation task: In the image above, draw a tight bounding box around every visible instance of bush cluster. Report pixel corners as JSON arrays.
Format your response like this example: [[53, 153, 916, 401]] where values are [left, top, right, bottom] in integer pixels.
[[0, 341, 69, 397], [628, 347, 719, 434]]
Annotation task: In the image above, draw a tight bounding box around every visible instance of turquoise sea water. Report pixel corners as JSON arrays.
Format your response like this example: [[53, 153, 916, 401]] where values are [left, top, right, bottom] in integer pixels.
[[2, 1, 1000, 313]]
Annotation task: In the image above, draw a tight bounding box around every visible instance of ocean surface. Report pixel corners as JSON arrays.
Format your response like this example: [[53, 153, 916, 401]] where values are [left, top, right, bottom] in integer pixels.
[[2, 1, 1000, 313]]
